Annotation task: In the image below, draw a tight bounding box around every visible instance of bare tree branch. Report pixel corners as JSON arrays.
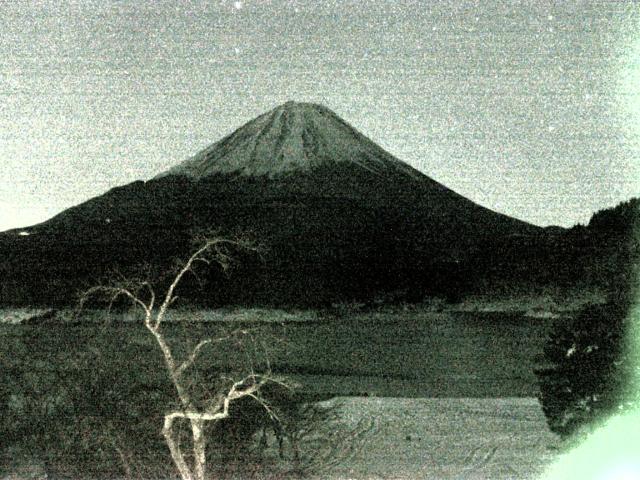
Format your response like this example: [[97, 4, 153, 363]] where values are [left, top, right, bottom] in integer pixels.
[[175, 339, 213, 378], [80, 285, 152, 318], [79, 234, 280, 480]]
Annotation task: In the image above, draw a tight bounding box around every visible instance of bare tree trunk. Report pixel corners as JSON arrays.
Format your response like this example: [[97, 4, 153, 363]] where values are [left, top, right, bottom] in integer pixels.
[[192, 419, 207, 480], [146, 322, 192, 406], [163, 415, 194, 480]]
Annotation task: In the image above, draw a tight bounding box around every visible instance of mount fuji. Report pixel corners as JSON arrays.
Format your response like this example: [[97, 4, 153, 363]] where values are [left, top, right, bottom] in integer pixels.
[[0, 102, 541, 305]]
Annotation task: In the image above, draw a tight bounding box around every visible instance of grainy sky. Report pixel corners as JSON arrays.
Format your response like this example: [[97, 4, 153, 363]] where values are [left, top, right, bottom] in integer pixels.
[[1, 0, 639, 231]]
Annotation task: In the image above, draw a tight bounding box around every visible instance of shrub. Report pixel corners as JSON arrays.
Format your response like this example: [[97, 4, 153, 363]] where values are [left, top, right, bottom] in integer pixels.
[[536, 300, 637, 439], [0, 321, 174, 478]]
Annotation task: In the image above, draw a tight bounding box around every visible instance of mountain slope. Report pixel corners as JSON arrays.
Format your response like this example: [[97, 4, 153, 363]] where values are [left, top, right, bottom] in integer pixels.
[[0, 101, 541, 306], [161, 101, 424, 180]]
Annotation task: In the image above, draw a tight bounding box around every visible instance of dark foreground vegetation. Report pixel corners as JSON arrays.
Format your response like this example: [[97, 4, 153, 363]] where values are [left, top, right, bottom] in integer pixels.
[[0, 308, 553, 477], [536, 198, 640, 441], [0, 316, 336, 478], [536, 297, 640, 441]]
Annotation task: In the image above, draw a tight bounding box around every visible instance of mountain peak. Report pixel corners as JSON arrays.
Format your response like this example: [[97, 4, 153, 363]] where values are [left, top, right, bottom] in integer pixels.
[[278, 100, 317, 110], [160, 102, 422, 179]]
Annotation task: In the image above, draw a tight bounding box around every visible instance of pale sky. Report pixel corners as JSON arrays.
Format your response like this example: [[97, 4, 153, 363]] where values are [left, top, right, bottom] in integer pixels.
[[2, 0, 640, 231]]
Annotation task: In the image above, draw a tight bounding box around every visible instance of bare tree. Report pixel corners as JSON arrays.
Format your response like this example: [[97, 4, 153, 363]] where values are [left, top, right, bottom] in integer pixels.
[[81, 235, 289, 480]]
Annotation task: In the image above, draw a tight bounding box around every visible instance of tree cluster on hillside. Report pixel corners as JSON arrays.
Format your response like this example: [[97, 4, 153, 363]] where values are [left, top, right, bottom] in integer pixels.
[[587, 198, 640, 235], [480, 197, 639, 298]]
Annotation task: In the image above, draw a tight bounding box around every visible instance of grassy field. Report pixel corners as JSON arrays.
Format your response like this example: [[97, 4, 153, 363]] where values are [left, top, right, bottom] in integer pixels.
[[3, 396, 561, 480], [271, 309, 555, 397], [307, 396, 560, 480], [0, 306, 561, 478], [1, 307, 555, 398]]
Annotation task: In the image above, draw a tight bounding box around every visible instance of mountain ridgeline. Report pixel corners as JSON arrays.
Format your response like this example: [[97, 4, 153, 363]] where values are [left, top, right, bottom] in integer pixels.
[[0, 102, 634, 306]]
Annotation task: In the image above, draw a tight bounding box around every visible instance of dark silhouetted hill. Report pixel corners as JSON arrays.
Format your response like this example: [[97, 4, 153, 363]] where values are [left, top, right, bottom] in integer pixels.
[[469, 197, 639, 300]]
